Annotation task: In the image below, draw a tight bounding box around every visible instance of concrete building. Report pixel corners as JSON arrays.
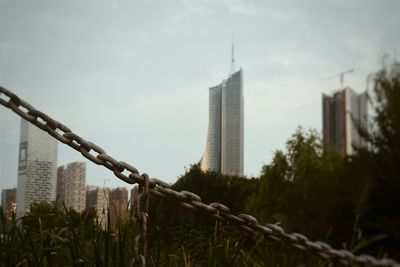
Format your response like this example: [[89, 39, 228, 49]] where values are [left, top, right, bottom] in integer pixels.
[[322, 87, 368, 155], [56, 162, 86, 212], [1, 188, 17, 219], [130, 185, 139, 210], [86, 185, 110, 229], [109, 187, 128, 229], [200, 44, 244, 176], [16, 119, 58, 218]]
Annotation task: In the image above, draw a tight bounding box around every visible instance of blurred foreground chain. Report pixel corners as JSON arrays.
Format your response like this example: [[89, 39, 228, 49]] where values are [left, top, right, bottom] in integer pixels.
[[131, 174, 149, 267], [1, 86, 399, 267]]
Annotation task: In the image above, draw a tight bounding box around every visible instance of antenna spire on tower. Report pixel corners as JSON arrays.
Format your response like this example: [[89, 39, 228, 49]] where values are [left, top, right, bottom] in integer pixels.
[[231, 33, 235, 64], [229, 33, 236, 76]]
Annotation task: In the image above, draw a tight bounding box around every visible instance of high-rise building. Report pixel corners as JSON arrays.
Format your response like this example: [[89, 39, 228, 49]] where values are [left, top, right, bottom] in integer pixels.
[[56, 162, 86, 212], [200, 44, 244, 176], [16, 119, 58, 218], [322, 87, 368, 155], [130, 185, 139, 210], [1, 188, 17, 219], [86, 185, 109, 229], [109, 187, 128, 229]]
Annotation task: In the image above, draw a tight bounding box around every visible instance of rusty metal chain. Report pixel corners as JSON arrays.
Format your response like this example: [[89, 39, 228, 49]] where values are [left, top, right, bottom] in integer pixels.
[[131, 174, 150, 266], [1, 86, 399, 267]]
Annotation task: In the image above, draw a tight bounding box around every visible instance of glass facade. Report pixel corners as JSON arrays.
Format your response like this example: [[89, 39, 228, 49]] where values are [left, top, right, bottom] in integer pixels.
[[201, 69, 244, 176]]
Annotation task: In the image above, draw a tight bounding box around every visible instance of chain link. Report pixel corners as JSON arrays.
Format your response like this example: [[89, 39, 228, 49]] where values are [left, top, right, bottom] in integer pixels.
[[1, 86, 399, 267], [131, 174, 149, 266]]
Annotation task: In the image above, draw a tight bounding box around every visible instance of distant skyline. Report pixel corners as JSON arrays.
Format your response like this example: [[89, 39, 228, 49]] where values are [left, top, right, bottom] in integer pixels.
[[1, 0, 400, 193]]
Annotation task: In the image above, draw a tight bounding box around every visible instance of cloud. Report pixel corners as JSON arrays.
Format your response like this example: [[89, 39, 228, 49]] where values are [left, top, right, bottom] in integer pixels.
[[179, 0, 215, 15], [178, 0, 302, 22], [0, 41, 25, 50], [267, 50, 324, 68], [169, 15, 185, 22], [343, 37, 382, 66], [220, 0, 304, 22], [42, 14, 79, 25]]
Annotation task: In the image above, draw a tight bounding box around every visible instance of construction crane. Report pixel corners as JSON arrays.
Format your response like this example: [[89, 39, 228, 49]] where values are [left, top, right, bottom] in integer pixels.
[[325, 69, 354, 89]]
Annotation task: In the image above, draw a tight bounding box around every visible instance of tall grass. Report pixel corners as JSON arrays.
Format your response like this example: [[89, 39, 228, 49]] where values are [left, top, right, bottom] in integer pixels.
[[0, 203, 345, 267], [0, 203, 139, 266]]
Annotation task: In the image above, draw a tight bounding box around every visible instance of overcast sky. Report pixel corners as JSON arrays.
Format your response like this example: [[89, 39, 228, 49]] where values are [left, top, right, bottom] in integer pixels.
[[1, 0, 399, 193]]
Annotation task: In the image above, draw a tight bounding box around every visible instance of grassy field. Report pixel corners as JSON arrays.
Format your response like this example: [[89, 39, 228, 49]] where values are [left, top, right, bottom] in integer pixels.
[[0, 202, 352, 267]]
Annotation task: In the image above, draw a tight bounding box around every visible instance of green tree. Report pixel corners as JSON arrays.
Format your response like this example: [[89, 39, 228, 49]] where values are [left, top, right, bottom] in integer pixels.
[[354, 60, 400, 258], [148, 164, 259, 266], [247, 128, 353, 244]]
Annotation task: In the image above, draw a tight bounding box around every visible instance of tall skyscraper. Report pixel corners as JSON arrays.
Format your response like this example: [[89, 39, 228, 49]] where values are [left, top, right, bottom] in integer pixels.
[[109, 187, 128, 229], [16, 119, 58, 218], [86, 185, 109, 229], [322, 87, 367, 155], [130, 185, 139, 210], [200, 43, 244, 176], [56, 162, 86, 212]]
